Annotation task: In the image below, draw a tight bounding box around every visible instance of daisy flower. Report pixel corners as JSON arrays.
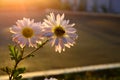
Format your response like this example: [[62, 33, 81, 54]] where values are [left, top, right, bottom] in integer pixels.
[[10, 18, 43, 48], [44, 77, 58, 80], [43, 13, 78, 53]]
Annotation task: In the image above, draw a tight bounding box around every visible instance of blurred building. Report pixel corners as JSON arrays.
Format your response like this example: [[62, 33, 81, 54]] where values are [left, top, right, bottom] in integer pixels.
[[61, 0, 120, 13], [61, 0, 81, 11], [86, 0, 120, 13]]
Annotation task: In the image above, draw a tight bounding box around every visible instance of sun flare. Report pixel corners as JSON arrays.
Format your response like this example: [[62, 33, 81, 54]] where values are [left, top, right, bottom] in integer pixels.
[[0, 0, 60, 11], [0, 0, 33, 10]]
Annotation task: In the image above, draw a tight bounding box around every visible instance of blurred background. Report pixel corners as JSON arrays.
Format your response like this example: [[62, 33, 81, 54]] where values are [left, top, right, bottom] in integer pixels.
[[0, 0, 120, 13], [0, 0, 120, 80]]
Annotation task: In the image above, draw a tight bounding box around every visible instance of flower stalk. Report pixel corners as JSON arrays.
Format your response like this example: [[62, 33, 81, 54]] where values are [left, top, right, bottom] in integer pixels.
[[5, 40, 48, 80]]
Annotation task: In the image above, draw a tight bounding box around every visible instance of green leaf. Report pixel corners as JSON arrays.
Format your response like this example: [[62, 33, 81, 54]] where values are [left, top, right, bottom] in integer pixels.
[[0, 66, 11, 74], [15, 75, 22, 80], [9, 45, 21, 61], [17, 67, 26, 74], [13, 70, 19, 78], [9, 45, 17, 60], [13, 67, 26, 80]]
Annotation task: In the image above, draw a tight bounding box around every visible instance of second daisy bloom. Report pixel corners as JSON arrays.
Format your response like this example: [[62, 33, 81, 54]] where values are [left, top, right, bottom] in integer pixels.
[[43, 13, 78, 53]]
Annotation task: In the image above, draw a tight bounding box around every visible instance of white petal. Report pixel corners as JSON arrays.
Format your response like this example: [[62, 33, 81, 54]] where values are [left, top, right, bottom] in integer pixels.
[[47, 14, 55, 25], [43, 32, 53, 37], [67, 33, 78, 39], [44, 78, 48, 80], [59, 39, 65, 52], [66, 20, 69, 24], [66, 27, 76, 33], [58, 45, 62, 53], [62, 37, 67, 44], [65, 44, 71, 48], [71, 23, 75, 26], [23, 18, 29, 26], [32, 25, 41, 35], [50, 38, 56, 46], [12, 34, 21, 42], [61, 14, 65, 21], [44, 19, 54, 27], [66, 37, 75, 44], [43, 22, 51, 28], [55, 45, 58, 52], [16, 20, 24, 27], [54, 38, 59, 46], [50, 13, 55, 22], [28, 38, 33, 47], [56, 43, 62, 53], [29, 19, 34, 27], [29, 37, 37, 48], [61, 20, 67, 26], [18, 38, 27, 48], [43, 27, 52, 32], [56, 14, 61, 25], [10, 26, 21, 34]]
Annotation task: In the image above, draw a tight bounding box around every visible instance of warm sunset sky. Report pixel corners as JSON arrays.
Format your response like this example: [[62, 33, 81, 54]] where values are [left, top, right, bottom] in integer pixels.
[[0, 0, 33, 5], [0, 0, 60, 10]]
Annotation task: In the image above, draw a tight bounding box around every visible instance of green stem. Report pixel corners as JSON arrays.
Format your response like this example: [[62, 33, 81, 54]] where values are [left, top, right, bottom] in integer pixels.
[[21, 40, 48, 60], [9, 57, 21, 80], [9, 46, 25, 80]]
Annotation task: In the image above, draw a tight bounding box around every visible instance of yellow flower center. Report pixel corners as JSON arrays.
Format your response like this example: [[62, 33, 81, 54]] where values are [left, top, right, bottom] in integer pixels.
[[53, 26, 65, 37], [22, 27, 34, 38]]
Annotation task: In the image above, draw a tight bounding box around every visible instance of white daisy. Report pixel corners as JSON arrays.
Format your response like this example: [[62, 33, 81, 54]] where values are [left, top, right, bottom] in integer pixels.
[[43, 13, 78, 53], [44, 77, 58, 80], [10, 18, 43, 48]]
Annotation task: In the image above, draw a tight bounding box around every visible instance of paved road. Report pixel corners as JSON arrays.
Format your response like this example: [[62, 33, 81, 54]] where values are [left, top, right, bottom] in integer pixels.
[[0, 10, 120, 75]]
